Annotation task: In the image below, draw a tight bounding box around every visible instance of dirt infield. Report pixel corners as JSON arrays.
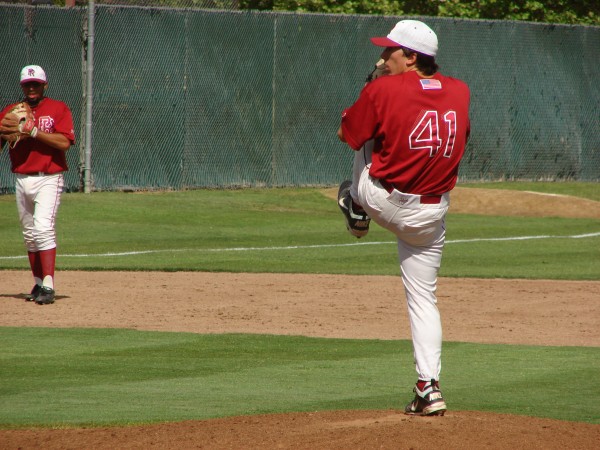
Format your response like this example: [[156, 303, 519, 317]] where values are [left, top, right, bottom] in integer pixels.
[[1, 187, 599, 449]]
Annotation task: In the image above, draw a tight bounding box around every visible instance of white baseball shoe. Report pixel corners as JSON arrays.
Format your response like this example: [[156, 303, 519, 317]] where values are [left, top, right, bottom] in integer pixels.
[[404, 380, 447, 416]]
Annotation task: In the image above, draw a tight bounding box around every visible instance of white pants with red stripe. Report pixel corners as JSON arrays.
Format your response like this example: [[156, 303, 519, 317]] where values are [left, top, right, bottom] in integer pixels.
[[15, 173, 64, 252], [351, 146, 448, 382]]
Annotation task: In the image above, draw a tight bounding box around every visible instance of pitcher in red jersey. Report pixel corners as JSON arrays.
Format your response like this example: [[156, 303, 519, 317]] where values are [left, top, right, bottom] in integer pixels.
[[337, 20, 471, 416], [0, 65, 76, 305]]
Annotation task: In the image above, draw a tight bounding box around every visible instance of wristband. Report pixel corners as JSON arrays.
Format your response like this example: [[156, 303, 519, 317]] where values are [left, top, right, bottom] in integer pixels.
[[30, 127, 38, 138]]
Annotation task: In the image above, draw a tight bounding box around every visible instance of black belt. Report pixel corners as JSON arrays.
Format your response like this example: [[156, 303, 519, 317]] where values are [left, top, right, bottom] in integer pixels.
[[25, 172, 51, 176], [379, 179, 442, 204]]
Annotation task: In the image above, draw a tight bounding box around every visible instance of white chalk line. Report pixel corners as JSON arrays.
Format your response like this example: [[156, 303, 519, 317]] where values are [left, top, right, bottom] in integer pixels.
[[0, 232, 598, 260]]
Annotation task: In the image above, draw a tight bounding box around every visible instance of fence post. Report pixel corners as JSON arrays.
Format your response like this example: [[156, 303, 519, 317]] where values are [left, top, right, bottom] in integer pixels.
[[83, 0, 95, 193]]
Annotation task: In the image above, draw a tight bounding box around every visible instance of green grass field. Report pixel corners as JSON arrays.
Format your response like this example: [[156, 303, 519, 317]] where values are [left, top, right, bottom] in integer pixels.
[[1, 328, 598, 427], [0, 182, 599, 428], [0, 183, 598, 278]]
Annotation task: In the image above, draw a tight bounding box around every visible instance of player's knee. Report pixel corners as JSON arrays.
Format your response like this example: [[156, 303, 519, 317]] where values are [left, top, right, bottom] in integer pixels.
[[32, 230, 56, 250]]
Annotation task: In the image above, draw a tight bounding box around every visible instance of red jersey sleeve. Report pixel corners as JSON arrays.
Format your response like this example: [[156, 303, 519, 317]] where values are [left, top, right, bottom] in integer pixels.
[[56, 103, 75, 144], [340, 85, 379, 151]]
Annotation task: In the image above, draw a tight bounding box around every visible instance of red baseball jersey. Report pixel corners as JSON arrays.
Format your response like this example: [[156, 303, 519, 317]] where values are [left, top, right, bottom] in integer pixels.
[[341, 70, 471, 196], [0, 97, 75, 174]]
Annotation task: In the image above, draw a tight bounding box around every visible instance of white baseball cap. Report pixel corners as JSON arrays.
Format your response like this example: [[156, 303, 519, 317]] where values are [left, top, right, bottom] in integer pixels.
[[370, 20, 438, 57], [20, 65, 47, 84]]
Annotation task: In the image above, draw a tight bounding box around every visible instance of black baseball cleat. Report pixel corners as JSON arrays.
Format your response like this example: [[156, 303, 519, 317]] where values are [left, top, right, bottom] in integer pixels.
[[337, 180, 370, 238], [404, 380, 447, 416], [35, 286, 55, 305], [25, 284, 42, 301]]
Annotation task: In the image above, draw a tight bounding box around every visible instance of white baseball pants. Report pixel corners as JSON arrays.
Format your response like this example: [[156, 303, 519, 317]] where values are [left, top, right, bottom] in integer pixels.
[[351, 147, 448, 381], [15, 173, 64, 252]]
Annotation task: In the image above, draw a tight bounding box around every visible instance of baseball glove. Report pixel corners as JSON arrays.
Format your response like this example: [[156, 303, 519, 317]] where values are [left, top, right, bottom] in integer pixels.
[[365, 58, 388, 83], [0, 102, 36, 147]]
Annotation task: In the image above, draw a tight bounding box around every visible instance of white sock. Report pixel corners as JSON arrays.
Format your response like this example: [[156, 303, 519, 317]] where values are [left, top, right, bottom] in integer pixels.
[[42, 275, 54, 290]]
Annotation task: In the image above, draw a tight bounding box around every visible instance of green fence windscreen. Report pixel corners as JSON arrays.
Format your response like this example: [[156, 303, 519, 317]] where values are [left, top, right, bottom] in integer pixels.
[[0, 5, 598, 192]]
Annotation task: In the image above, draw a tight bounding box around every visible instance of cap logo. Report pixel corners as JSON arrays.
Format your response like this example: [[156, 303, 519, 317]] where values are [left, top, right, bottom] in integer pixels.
[[28, 68, 36, 77]]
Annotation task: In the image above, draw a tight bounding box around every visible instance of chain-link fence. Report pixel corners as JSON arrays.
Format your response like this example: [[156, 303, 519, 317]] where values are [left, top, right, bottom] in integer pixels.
[[0, 4, 598, 192], [5, 1, 239, 8]]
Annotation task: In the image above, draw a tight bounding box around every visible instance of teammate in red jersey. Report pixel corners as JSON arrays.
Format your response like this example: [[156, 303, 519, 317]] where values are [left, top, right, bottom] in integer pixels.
[[337, 20, 471, 416], [0, 65, 76, 305]]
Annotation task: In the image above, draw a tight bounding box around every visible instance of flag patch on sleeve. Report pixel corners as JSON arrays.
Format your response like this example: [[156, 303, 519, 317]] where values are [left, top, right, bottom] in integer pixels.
[[420, 79, 442, 90]]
